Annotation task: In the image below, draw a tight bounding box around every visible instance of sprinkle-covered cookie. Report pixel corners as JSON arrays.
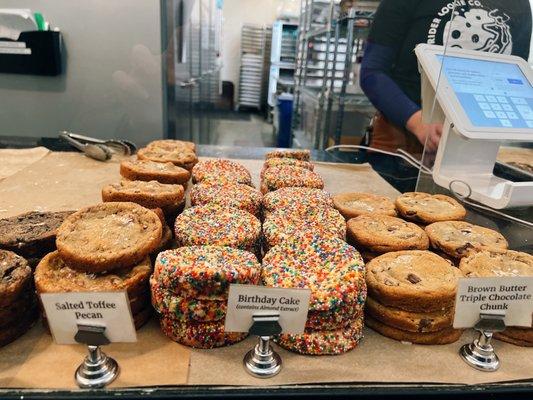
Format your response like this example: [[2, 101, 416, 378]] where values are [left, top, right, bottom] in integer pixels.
[[159, 314, 247, 348], [333, 192, 396, 219], [190, 183, 262, 216], [395, 192, 466, 224], [365, 316, 463, 345], [346, 215, 429, 253], [276, 317, 364, 355], [262, 187, 333, 214], [56, 202, 162, 273], [0, 250, 31, 308], [152, 246, 260, 298], [263, 206, 346, 248], [263, 157, 314, 171], [261, 166, 324, 194], [262, 234, 366, 313], [459, 250, 533, 277], [120, 159, 191, 185], [366, 251, 463, 313], [192, 159, 252, 186], [425, 221, 508, 259], [306, 300, 364, 331], [102, 180, 185, 209], [174, 205, 261, 253], [265, 149, 311, 161]]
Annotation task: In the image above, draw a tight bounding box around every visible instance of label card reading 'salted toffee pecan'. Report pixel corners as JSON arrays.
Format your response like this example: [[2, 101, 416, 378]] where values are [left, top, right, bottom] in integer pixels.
[[453, 277, 533, 329], [41, 292, 137, 344], [225, 284, 311, 334]]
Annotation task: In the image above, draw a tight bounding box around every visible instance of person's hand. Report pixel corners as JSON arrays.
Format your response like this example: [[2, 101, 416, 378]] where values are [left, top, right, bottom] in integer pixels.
[[406, 111, 443, 152]]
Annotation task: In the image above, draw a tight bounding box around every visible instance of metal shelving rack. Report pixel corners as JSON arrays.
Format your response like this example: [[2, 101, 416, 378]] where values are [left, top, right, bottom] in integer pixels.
[[292, 0, 377, 149]]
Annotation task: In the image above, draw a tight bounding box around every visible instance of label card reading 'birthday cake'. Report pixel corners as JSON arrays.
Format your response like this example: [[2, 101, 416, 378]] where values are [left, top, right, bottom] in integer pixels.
[[41, 291, 137, 344], [225, 284, 311, 334], [453, 277, 533, 329]]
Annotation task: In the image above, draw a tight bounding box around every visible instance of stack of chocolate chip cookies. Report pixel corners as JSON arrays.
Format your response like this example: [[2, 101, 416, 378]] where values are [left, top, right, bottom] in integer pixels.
[[0, 250, 38, 347], [365, 250, 464, 344], [150, 246, 261, 348], [35, 202, 163, 330], [136, 139, 198, 171], [460, 250, 533, 347], [262, 234, 366, 355]]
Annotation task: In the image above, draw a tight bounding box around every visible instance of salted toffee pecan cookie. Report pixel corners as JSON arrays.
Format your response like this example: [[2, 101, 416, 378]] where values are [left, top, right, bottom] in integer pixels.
[[365, 316, 463, 345], [159, 314, 247, 348], [191, 159, 252, 186], [262, 187, 333, 214], [395, 192, 467, 223], [190, 183, 262, 216], [0, 211, 73, 259], [425, 221, 508, 259], [365, 297, 453, 333], [276, 317, 364, 355], [152, 246, 260, 298], [35, 252, 152, 297], [120, 159, 191, 185], [261, 166, 324, 194], [459, 250, 533, 277], [366, 251, 462, 313], [102, 180, 185, 209], [333, 193, 397, 219], [0, 251, 32, 308], [266, 149, 311, 161], [262, 234, 366, 314], [347, 215, 429, 253], [263, 206, 346, 248], [174, 205, 261, 253], [56, 202, 162, 273]]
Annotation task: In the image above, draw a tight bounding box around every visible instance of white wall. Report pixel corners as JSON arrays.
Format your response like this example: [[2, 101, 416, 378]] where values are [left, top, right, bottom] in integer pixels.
[[221, 0, 286, 96]]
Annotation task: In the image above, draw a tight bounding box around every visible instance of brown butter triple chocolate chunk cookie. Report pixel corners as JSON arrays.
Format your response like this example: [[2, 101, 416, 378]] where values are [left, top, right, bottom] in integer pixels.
[[0, 250, 32, 308], [0, 305, 39, 348], [365, 297, 453, 333], [0, 211, 73, 259], [365, 315, 463, 345], [102, 180, 184, 209], [347, 215, 429, 253], [120, 159, 191, 185], [56, 202, 162, 273], [459, 250, 533, 278], [425, 221, 508, 259], [395, 192, 467, 224], [366, 250, 463, 313], [35, 251, 152, 297], [494, 331, 533, 347], [334, 192, 397, 219], [0, 293, 36, 328]]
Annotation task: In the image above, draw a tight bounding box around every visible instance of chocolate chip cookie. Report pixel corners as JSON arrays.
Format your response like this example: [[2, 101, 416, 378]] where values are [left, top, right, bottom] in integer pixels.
[[459, 250, 532, 277], [425, 221, 508, 259], [365, 250, 463, 313], [347, 215, 429, 253], [395, 192, 467, 224], [137, 140, 197, 170], [56, 202, 162, 272], [120, 159, 191, 185], [102, 180, 185, 209], [334, 192, 397, 219]]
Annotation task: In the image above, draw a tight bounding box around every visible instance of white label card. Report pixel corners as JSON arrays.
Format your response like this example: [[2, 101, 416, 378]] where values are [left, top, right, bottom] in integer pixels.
[[40, 292, 137, 345], [453, 277, 533, 329], [224, 284, 311, 334], [0, 47, 31, 55]]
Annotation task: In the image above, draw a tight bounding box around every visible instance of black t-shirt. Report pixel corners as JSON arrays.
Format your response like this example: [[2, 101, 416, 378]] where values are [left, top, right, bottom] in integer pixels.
[[369, 0, 532, 105]]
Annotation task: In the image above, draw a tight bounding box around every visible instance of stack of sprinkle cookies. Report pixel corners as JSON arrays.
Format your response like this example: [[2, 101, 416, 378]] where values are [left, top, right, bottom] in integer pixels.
[[192, 159, 253, 186], [151, 246, 261, 348], [262, 234, 366, 355]]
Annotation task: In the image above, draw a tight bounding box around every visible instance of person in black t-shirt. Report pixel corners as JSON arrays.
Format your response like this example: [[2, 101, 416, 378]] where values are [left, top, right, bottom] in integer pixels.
[[360, 0, 532, 154]]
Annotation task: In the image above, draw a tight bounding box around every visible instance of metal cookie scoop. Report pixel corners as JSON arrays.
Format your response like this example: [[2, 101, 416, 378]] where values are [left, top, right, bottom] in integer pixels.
[[59, 132, 113, 162]]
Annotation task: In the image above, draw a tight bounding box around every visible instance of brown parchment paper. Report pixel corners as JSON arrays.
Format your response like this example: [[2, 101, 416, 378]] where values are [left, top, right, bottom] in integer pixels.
[[0, 147, 49, 182], [0, 151, 531, 389]]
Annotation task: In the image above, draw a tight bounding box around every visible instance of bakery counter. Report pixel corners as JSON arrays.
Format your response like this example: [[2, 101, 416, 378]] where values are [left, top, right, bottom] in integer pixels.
[[0, 138, 532, 400]]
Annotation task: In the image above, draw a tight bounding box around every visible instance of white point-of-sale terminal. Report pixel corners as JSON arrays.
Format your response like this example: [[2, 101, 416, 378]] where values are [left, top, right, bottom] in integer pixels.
[[416, 44, 533, 209]]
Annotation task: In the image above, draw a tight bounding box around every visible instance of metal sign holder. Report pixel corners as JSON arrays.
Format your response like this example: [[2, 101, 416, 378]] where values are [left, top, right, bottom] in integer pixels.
[[74, 324, 120, 388], [243, 313, 282, 378], [459, 313, 506, 372]]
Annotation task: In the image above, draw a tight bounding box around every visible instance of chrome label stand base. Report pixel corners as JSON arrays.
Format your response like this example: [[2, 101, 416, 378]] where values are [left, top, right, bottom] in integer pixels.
[[75, 345, 120, 389], [460, 314, 506, 372], [243, 314, 282, 379]]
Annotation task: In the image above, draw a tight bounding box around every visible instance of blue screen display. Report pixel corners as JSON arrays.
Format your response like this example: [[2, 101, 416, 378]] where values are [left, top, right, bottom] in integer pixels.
[[437, 55, 533, 129]]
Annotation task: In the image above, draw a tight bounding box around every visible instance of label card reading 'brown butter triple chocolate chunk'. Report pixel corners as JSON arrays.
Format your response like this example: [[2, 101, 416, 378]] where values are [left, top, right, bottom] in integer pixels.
[[453, 277, 533, 329], [224, 285, 311, 334], [40, 292, 137, 345]]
